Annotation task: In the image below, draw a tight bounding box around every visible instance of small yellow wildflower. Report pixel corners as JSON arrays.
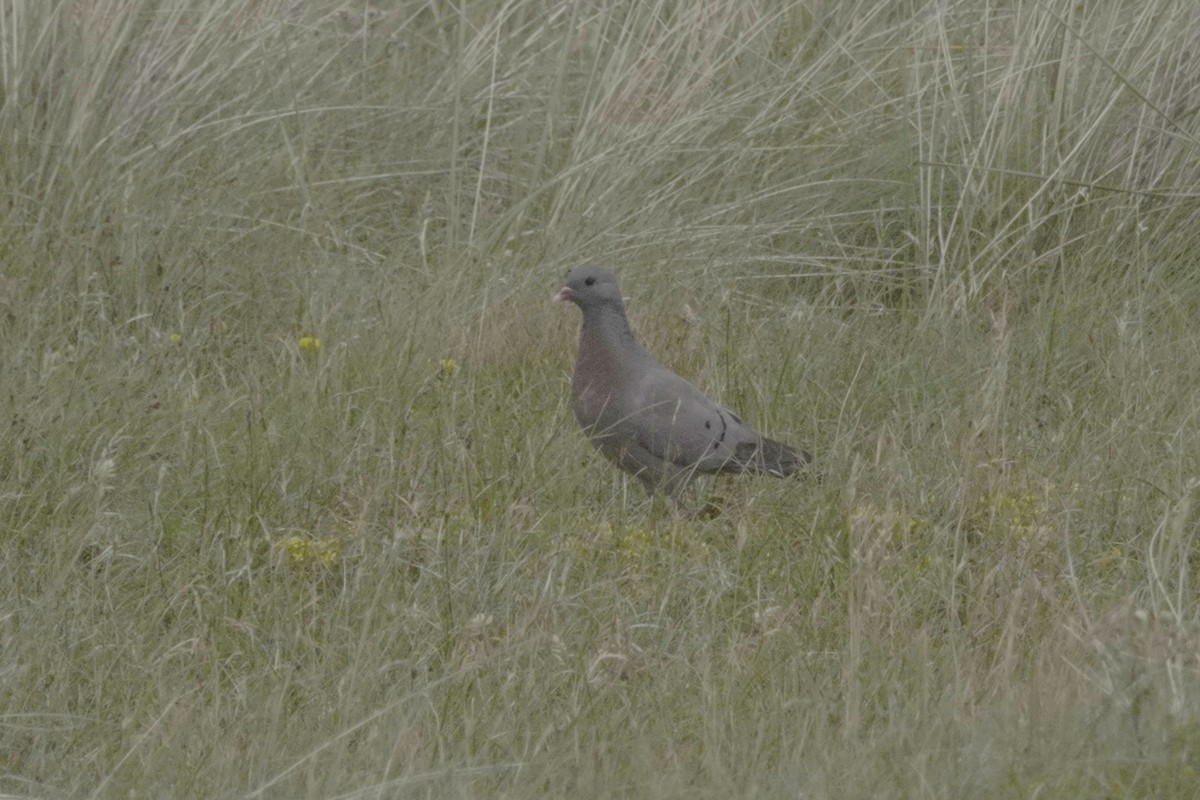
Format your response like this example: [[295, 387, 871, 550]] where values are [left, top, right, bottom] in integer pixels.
[[298, 335, 322, 353], [439, 358, 457, 376], [993, 492, 1042, 539], [616, 526, 654, 560], [277, 535, 341, 568], [168, 332, 183, 345]]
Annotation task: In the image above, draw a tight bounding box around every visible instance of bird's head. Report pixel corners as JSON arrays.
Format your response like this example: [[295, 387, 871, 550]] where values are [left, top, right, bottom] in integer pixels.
[[553, 264, 624, 310]]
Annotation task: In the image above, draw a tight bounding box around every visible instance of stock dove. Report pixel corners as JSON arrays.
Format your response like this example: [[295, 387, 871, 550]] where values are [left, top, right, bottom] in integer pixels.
[[555, 264, 809, 497]]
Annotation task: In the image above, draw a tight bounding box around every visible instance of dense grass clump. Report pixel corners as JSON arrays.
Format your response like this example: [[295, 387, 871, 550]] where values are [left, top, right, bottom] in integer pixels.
[[2, 0, 1200, 796]]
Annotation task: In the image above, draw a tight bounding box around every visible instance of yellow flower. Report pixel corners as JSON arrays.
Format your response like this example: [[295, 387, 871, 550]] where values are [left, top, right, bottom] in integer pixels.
[[616, 526, 653, 560], [439, 358, 457, 376], [277, 535, 341, 568], [298, 335, 322, 353], [993, 492, 1042, 539]]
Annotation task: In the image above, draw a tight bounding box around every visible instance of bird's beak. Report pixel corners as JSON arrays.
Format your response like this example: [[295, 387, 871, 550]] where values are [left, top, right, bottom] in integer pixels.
[[553, 286, 574, 303]]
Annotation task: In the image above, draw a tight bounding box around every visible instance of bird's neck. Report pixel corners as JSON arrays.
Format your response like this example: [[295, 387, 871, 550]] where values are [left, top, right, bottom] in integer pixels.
[[580, 304, 643, 359]]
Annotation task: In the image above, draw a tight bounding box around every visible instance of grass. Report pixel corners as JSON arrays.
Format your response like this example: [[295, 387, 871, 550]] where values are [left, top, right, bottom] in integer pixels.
[[2, 0, 1200, 796]]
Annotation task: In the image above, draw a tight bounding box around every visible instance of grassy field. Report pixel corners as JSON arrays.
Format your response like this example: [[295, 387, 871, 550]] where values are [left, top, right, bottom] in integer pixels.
[[3, 0, 1200, 796]]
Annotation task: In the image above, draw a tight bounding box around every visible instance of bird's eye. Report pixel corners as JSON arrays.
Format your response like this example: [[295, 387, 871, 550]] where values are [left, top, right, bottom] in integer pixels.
[[584, 276, 596, 286]]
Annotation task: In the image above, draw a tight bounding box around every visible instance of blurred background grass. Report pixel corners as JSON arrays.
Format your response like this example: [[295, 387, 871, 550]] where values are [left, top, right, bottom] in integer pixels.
[[3, 0, 1200, 796]]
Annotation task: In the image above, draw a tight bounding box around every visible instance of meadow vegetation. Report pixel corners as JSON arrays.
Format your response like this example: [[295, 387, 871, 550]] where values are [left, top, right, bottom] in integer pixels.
[[3, 0, 1200, 796]]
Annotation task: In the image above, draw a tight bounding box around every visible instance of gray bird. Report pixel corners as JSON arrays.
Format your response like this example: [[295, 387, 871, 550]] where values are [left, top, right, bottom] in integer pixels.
[[555, 264, 810, 498]]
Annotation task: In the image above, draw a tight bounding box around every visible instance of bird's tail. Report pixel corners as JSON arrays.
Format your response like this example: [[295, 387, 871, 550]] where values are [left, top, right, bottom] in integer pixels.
[[733, 436, 811, 478]]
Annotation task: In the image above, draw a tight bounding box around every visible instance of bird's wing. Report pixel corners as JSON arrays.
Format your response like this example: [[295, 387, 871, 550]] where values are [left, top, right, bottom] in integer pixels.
[[623, 365, 759, 472]]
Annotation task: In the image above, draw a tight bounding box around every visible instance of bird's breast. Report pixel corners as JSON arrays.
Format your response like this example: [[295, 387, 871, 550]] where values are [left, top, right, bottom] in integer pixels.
[[572, 372, 616, 434]]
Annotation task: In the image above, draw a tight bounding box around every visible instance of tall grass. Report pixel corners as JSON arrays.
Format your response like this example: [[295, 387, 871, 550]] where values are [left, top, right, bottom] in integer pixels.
[[2, 0, 1200, 796]]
